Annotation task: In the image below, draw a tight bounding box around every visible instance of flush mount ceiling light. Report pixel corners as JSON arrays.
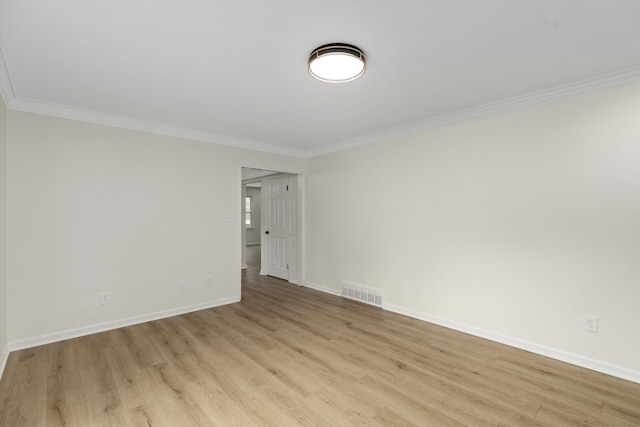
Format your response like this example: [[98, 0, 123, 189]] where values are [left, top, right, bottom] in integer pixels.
[[308, 43, 366, 83]]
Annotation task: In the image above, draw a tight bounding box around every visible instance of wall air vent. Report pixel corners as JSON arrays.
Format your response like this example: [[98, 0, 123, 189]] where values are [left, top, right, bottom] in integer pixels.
[[341, 281, 383, 307]]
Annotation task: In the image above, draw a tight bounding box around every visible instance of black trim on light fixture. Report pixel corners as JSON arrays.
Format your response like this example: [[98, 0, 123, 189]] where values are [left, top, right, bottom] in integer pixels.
[[308, 43, 366, 83]]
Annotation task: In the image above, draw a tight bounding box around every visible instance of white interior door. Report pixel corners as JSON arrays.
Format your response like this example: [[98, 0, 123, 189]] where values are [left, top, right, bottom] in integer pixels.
[[264, 176, 289, 280]]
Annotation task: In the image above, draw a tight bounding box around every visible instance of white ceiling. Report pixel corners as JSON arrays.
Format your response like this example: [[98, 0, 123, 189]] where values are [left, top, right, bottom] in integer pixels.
[[1, 1, 639, 158]]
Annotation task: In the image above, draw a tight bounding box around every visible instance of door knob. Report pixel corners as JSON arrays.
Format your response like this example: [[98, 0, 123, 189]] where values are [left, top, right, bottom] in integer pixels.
[[265, 230, 270, 234]]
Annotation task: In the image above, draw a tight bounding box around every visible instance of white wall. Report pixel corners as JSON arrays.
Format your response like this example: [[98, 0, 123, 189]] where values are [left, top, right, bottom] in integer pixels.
[[5, 110, 304, 343], [287, 174, 301, 285], [245, 186, 262, 245], [306, 83, 640, 379], [0, 95, 7, 374]]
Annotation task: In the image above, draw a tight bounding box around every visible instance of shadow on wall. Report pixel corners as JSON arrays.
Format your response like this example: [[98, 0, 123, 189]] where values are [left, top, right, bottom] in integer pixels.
[[245, 185, 261, 245]]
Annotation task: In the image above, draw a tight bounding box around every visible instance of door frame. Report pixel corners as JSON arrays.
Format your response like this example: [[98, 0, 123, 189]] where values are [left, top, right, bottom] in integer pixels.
[[239, 165, 305, 286]]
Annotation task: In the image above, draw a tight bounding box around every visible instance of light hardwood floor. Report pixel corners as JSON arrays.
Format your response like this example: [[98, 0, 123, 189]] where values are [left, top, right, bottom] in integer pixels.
[[1, 245, 639, 426]]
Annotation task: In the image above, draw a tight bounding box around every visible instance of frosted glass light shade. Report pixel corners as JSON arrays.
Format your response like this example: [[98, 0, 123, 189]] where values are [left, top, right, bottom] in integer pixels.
[[308, 44, 366, 83]]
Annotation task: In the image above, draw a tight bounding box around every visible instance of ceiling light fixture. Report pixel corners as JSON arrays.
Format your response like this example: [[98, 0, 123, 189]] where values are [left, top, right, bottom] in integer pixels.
[[308, 43, 366, 83]]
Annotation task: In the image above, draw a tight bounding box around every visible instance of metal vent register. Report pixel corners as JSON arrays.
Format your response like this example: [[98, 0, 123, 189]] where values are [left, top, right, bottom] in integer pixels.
[[341, 281, 383, 307]]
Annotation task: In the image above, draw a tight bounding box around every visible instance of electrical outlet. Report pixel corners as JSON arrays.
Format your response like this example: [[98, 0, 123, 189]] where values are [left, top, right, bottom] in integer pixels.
[[178, 281, 185, 292], [100, 291, 110, 305], [207, 276, 213, 287], [361, 273, 368, 283], [584, 315, 598, 333]]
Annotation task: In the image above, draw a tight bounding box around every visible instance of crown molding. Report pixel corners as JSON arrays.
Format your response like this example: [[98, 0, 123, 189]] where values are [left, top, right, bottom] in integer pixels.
[[8, 97, 306, 158], [305, 67, 640, 158], [0, 46, 16, 106], [4, 65, 639, 160]]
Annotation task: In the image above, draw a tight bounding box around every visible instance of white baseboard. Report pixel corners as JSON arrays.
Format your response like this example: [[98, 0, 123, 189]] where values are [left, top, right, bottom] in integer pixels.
[[0, 343, 8, 383], [382, 303, 640, 385], [8, 296, 240, 352], [304, 281, 341, 296], [4, 284, 638, 385]]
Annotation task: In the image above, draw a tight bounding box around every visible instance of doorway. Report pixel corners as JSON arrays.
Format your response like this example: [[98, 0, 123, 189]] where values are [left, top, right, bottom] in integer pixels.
[[241, 167, 303, 285]]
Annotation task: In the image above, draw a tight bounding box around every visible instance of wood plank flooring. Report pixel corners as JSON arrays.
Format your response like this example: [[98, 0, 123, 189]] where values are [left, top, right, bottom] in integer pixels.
[[1, 245, 639, 426]]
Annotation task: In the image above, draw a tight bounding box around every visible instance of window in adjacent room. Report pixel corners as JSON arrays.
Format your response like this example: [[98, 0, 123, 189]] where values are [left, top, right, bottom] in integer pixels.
[[245, 196, 253, 228]]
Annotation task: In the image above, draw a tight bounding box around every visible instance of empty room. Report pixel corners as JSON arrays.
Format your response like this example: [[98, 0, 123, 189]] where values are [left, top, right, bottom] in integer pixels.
[[1, 1, 639, 426]]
